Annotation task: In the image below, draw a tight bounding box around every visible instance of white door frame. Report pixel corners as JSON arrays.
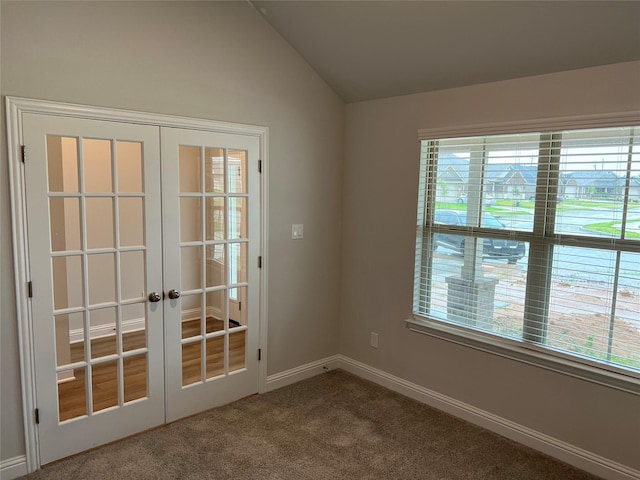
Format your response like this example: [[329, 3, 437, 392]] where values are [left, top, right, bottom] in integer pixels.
[[5, 96, 269, 473]]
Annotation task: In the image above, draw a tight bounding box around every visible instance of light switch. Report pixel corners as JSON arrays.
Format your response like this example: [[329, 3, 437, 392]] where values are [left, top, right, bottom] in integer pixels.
[[292, 224, 304, 239]]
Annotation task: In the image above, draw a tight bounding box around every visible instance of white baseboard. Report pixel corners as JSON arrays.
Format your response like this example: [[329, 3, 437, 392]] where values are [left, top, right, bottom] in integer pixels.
[[265, 354, 341, 392], [338, 355, 640, 480], [68, 307, 225, 344], [0, 456, 27, 480], [69, 317, 146, 344]]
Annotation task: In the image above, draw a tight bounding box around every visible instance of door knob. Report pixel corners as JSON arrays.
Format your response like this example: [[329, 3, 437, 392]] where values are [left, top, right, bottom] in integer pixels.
[[168, 289, 181, 299], [148, 292, 162, 302]]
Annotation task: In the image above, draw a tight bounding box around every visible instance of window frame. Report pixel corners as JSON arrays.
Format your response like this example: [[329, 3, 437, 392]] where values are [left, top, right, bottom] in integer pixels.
[[408, 112, 640, 395]]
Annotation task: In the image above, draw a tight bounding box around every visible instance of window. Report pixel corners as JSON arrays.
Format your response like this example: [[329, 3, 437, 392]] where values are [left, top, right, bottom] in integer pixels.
[[411, 123, 640, 386]]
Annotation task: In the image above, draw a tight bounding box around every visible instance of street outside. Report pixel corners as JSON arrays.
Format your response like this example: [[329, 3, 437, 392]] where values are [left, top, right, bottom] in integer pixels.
[[430, 202, 640, 370]]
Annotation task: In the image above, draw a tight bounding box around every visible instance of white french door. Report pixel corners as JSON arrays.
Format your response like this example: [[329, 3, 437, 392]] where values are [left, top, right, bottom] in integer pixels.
[[24, 114, 165, 464], [20, 112, 261, 465], [162, 128, 260, 421]]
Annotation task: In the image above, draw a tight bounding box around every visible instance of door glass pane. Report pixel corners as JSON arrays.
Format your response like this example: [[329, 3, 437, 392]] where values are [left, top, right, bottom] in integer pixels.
[[228, 197, 246, 240], [227, 149, 247, 194], [92, 360, 119, 412], [205, 147, 225, 193], [206, 246, 225, 288], [229, 331, 246, 373], [47, 136, 78, 193], [83, 139, 113, 193], [118, 197, 144, 247], [179, 146, 201, 193], [180, 197, 202, 242], [50, 198, 81, 252], [87, 253, 116, 305], [86, 197, 114, 249], [181, 293, 203, 339], [229, 286, 247, 327], [205, 197, 225, 241], [123, 354, 147, 403], [181, 246, 202, 292], [206, 290, 226, 333], [206, 336, 224, 379], [182, 341, 202, 386], [229, 242, 247, 284], [117, 141, 143, 193], [122, 303, 147, 352], [120, 251, 145, 301], [58, 366, 86, 422], [55, 312, 84, 367], [52, 255, 84, 310], [90, 307, 117, 359]]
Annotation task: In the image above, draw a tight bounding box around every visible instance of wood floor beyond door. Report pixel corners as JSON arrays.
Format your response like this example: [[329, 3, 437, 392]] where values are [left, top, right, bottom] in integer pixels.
[[58, 318, 246, 422]]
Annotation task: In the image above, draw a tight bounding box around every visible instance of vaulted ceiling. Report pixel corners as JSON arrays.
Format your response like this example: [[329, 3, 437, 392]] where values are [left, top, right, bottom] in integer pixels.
[[251, 1, 640, 103]]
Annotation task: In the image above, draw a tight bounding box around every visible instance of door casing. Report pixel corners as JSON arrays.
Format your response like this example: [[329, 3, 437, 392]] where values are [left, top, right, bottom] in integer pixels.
[[5, 96, 269, 473]]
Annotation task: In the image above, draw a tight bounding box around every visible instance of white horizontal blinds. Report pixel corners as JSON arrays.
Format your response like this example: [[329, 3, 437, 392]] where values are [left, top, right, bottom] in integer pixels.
[[413, 140, 436, 315], [544, 127, 640, 371], [555, 127, 639, 241], [413, 126, 640, 375], [546, 247, 640, 369]]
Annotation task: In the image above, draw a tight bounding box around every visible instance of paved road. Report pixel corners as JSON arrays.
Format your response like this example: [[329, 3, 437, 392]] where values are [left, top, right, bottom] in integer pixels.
[[436, 208, 640, 290]]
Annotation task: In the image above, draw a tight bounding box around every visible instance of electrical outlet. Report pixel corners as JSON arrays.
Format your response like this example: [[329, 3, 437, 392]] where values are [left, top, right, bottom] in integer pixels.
[[370, 332, 379, 348]]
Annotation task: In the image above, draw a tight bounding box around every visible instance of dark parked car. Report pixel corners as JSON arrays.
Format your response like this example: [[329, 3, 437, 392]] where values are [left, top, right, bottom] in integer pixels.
[[433, 210, 525, 264]]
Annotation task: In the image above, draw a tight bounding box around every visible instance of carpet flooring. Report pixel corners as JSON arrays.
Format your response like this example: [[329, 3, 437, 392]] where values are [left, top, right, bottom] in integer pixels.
[[22, 369, 601, 479]]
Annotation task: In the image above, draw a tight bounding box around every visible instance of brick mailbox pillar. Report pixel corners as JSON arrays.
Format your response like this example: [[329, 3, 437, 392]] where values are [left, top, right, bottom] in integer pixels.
[[445, 275, 498, 329]]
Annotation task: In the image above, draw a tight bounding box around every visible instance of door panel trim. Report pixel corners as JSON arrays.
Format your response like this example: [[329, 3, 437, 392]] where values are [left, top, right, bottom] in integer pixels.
[[5, 96, 269, 474]]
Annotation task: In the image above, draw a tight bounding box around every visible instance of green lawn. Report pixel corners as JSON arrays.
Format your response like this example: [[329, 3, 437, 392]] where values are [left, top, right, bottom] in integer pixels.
[[559, 199, 640, 211], [583, 219, 640, 239], [434, 202, 466, 210], [435, 201, 531, 215]]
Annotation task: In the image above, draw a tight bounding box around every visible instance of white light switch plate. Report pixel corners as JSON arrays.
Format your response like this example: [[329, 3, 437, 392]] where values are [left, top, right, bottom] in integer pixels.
[[292, 224, 304, 239]]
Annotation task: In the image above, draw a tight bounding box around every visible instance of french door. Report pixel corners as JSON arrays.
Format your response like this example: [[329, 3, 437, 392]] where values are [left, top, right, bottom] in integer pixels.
[[21, 112, 261, 464], [162, 127, 259, 422]]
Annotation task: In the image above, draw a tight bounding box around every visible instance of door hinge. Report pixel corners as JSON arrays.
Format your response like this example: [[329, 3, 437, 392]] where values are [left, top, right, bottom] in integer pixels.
[[21, 145, 26, 163], [258, 160, 262, 173], [28, 281, 33, 298], [258, 256, 262, 268], [258, 348, 262, 361], [238, 301, 242, 312], [35, 408, 40, 424]]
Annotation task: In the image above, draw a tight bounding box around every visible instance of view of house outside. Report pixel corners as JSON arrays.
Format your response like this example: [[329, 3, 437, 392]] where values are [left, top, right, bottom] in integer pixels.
[[419, 127, 639, 373]]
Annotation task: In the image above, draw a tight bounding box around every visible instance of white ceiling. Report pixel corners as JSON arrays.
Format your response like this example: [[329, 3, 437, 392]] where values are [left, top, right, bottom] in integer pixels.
[[251, 1, 640, 103]]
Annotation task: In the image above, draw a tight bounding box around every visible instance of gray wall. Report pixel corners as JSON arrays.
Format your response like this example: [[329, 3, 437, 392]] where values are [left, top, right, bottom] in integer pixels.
[[2, 0, 639, 473], [0, 1, 343, 461], [341, 61, 640, 470]]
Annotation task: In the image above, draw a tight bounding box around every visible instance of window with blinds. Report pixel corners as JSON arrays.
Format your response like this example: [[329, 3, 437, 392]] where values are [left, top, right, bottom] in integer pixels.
[[413, 125, 640, 379]]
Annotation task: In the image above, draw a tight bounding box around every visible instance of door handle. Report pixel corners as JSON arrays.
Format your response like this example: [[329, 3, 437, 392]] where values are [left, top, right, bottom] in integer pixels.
[[148, 292, 162, 302], [168, 289, 181, 299]]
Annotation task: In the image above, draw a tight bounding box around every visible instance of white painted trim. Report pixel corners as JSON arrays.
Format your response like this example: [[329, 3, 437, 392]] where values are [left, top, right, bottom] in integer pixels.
[[5, 96, 267, 137], [6, 97, 41, 473], [406, 318, 639, 394], [181, 307, 203, 322], [69, 307, 225, 343], [5, 96, 269, 474], [417, 110, 640, 140], [265, 355, 341, 392], [0, 456, 28, 480], [69, 317, 147, 344], [258, 130, 269, 395], [338, 355, 640, 480]]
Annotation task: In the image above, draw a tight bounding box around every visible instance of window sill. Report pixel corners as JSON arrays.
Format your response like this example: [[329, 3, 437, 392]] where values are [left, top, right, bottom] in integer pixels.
[[406, 316, 640, 395]]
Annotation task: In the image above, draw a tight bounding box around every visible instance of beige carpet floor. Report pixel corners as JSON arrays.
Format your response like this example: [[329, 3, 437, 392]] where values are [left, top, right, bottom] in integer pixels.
[[22, 369, 601, 479]]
